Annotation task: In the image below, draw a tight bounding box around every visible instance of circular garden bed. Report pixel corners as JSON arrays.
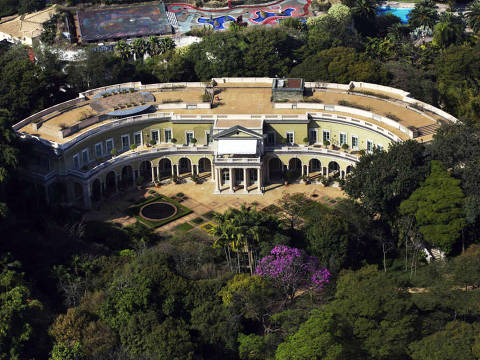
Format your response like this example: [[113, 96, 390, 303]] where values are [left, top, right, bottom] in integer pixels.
[[140, 201, 177, 221]]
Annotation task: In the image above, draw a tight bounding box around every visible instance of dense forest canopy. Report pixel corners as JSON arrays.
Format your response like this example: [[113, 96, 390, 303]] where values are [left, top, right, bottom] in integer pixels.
[[2, 0, 480, 358]]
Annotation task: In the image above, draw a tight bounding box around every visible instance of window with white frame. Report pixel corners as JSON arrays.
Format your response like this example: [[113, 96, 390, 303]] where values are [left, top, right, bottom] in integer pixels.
[[81, 149, 89, 164], [377, 143, 384, 151], [351, 136, 358, 150], [367, 140, 374, 152], [186, 131, 194, 145], [164, 129, 172, 143], [309, 129, 318, 144], [106, 138, 114, 154], [95, 143, 102, 158], [73, 154, 80, 169], [322, 130, 330, 143], [339, 132, 347, 146], [286, 131, 294, 145], [134, 131, 142, 146], [222, 169, 230, 181], [121, 134, 130, 150], [151, 130, 159, 144]]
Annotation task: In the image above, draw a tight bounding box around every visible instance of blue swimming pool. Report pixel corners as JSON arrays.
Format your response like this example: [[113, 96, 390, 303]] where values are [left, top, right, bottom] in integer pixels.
[[376, 6, 413, 24]]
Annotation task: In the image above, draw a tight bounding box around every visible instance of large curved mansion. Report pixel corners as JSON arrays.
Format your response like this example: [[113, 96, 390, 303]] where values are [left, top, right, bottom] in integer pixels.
[[14, 77, 457, 209]]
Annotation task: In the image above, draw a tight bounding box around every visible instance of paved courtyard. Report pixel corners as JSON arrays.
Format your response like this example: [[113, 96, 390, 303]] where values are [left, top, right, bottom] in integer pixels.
[[85, 181, 346, 235]]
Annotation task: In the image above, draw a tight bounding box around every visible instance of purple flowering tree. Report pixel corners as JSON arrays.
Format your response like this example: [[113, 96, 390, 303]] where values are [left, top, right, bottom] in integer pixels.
[[255, 246, 330, 301]]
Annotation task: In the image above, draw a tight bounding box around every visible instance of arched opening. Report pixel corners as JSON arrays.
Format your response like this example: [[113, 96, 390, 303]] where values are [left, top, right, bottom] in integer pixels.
[[328, 161, 340, 177], [309, 159, 321, 172], [139, 161, 151, 180], [73, 182, 84, 206], [158, 158, 172, 179], [198, 157, 212, 174], [105, 171, 116, 195], [48, 182, 67, 204], [92, 179, 101, 202], [268, 157, 283, 182], [178, 157, 192, 175], [288, 158, 302, 175], [121, 165, 134, 189]]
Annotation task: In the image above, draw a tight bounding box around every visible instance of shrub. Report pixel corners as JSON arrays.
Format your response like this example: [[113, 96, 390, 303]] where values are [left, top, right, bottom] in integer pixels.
[[342, 143, 349, 150], [323, 140, 330, 146], [303, 137, 310, 145], [110, 148, 117, 156], [171, 138, 177, 144], [337, 100, 371, 111], [130, 143, 137, 151], [149, 139, 156, 146], [386, 113, 402, 122]]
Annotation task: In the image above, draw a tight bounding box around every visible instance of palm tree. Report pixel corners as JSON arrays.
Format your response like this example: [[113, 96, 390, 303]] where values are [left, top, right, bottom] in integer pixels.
[[466, 1, 480, 33], [350, 0, 377, 20], [114, 40, 131, 61], [147, 36, 161, 56], [212, 205, 281, 274], [408, 0, 439, 30], [131, 38, 147, 61], [159, 38, 176, 55]]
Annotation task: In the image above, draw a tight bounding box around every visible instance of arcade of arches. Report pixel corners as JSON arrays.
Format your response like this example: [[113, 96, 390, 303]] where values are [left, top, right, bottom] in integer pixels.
[[44, 155, 354, 209]]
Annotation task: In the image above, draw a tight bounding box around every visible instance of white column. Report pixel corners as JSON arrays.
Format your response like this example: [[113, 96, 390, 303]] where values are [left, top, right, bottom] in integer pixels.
[[302, 164, 305, 176], [257, 167, 262, 192], [151, 165, 155, 182], [217, 167, 221, 191], [211, 164, 215, 181], [171, 164, 175, 176], [229, 168, 233, 192], [306, 163, 310, 176], [176, 163, 180, 177], [83, 182, 92, 209], [244, 168, 248, 192]]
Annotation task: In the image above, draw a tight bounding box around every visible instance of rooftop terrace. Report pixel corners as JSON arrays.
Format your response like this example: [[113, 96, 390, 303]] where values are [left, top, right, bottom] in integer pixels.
[[15, 79, 455, 146]]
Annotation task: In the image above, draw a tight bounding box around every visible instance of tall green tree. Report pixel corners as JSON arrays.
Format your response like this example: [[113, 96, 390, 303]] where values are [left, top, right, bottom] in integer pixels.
[[408, 0, 439, 30], [343, 140, 428, 220], [399, 160, 466, 254], [275, 310, 349, 360], [466, 1, 480, 34], [409, 321, 480, 360], [0, 110, 18, 219], [325, 265, 419, 360]]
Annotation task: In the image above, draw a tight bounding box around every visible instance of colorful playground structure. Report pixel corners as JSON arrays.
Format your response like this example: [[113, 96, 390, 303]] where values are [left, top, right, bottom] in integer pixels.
[[75, 0, 312, 42], [167, 0, 311, 33]]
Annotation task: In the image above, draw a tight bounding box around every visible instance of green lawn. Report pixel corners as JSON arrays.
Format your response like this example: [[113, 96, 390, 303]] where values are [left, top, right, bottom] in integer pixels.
[[174, 222, 194, 232], [128, 194, 192, 228], [192, 217, 205, 225]]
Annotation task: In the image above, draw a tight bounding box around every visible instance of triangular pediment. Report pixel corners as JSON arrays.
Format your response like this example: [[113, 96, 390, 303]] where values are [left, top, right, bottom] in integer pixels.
[[213, 125, 263, 140]]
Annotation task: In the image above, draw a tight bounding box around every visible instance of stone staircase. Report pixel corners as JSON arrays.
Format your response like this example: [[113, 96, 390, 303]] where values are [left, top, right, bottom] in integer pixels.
[[416, 123, 441, 137]]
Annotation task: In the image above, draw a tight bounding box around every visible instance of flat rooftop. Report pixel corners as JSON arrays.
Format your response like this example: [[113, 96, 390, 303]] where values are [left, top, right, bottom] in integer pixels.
[[18, 82, 444, 144]]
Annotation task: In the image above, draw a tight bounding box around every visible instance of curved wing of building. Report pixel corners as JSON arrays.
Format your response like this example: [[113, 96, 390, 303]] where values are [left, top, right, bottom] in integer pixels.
[[13, 77, 456, 209]]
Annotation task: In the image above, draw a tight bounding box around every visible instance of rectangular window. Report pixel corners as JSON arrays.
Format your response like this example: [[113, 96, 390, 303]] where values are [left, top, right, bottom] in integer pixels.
[[322, 130, 330, 143], [121, 134, 130, 150], [309, 129, 318, 144], [73, 154, 80, 169], [81, 149, 89, 164], [351, 136, 358, 150], [164, 129, 172, 143], [151, 130, 159, 144], [95, 143, 102, 158], [367, 140, 374, 152], [340, 132, 347, 146], [266, 132, 275, 146], [106, 138, 114, 154], [222, 170, 230, 181], [134, 131, 142, 146], [286, 131, 294, 145], [205, 131, 211, 145], [186, 131, 194, 145]]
